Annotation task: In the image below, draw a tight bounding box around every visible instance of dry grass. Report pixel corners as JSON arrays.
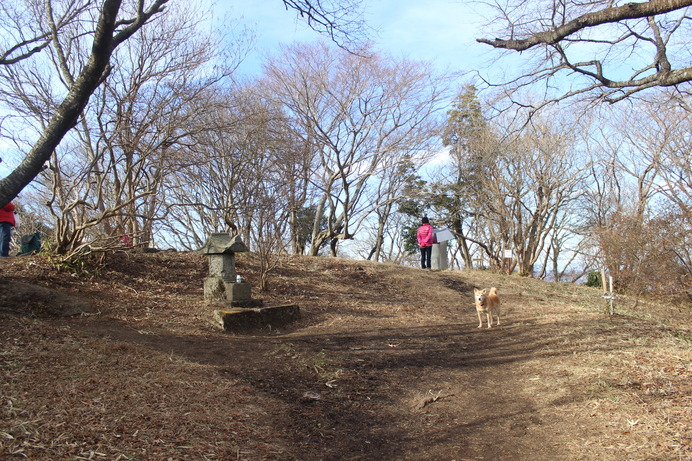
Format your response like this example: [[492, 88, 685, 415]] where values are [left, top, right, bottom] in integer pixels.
[[0, 251, 690, 460]]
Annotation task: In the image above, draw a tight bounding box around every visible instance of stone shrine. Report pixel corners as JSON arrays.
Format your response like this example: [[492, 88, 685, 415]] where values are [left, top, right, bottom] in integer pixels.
[[198, 233, 260, 307], [198, 232, 300, 332]]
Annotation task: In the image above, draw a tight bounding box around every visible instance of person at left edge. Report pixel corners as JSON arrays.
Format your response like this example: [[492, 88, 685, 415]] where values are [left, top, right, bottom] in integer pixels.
[[0, 202, 16, 257]]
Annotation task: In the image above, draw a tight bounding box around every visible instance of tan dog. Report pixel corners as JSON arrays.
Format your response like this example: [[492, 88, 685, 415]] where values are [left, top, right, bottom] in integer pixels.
[[474, 287, 501, 328]]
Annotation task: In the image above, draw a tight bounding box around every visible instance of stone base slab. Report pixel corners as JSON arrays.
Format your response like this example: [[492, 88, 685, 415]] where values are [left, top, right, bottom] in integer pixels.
[[213, 305, 301, 332]]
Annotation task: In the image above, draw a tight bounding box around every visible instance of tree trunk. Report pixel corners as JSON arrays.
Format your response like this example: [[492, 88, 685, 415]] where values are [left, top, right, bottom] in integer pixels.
[[0, 0, 169, 207]]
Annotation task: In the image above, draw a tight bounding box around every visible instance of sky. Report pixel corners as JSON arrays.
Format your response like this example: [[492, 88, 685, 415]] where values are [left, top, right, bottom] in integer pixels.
[[221, 0, 496, 78]]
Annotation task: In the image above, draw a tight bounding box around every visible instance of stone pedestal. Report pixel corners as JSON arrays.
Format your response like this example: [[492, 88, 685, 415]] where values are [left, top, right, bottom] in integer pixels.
[[225, 282, 263, 307], [226, 281, 251, 302]]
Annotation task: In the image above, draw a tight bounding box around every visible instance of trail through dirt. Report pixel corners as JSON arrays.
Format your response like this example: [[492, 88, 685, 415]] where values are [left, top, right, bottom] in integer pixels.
[[1, 252, 690, 460]]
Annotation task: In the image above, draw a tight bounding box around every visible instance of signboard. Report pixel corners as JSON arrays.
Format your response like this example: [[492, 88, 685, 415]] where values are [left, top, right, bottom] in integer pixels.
[[434, 228, 454, 242]]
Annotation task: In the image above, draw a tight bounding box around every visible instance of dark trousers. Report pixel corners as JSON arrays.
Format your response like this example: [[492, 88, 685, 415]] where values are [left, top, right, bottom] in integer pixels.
[[0, 222, 11, 257], [420, 246, 432, 269]]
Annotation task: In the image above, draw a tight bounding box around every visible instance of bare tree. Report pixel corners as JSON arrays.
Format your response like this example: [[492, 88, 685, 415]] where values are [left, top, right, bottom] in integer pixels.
[[95, 7, 233, 249], [264, 109, 317, 255], [0, 0, 88, 65], [252, 182, 291, 291], [583, 99, 692, 297], [0, 0, 170, 208], [644, 95, 692, 218], [477, 0, 692, 107], [262, 42, 449, 257], [0, 0, 365, 209], [364, 156, 422, 262], [13, 3, 232, 255], [280, 0, 366, 49], [159, 83, 287, 251], [455, 112, 587, 276]]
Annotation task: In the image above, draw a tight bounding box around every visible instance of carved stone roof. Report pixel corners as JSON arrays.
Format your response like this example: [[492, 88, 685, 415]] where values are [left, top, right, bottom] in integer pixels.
[[197, 233, 248, 254]]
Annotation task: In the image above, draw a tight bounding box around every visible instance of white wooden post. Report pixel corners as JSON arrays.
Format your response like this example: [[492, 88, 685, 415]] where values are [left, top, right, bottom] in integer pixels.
[[609, 276, 614, 315], [601, 270, 616, 315]]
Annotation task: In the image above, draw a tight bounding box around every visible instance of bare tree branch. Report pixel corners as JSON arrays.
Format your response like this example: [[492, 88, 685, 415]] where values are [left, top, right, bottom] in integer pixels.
[[281, 0, 366, 49], [477, 0, 692, 107], [478, 0, 692, 51], [0, 0, 169, 207], [0, 0, 88, 65]]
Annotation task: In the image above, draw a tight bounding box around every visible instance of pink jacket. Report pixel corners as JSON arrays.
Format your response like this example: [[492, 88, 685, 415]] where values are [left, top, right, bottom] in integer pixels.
[[0, 203, 15, 226], [417, 223, 434, 248]]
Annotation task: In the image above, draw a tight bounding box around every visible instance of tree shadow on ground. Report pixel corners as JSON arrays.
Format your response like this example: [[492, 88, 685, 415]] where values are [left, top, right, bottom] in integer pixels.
[[70, 310, 644, 460]]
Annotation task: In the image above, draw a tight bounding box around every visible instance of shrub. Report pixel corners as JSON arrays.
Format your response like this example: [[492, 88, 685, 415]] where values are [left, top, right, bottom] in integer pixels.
[[585, 271, 602, 288]]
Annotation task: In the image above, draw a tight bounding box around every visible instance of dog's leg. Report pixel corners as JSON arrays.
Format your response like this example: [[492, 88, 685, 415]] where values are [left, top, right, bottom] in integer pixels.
[[477, 311, 483, 328], [486, 313, 492, 328]]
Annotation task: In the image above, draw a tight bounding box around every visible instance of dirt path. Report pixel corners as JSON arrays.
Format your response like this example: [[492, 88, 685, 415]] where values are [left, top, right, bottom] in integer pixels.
[[72, 295, 628, 460]]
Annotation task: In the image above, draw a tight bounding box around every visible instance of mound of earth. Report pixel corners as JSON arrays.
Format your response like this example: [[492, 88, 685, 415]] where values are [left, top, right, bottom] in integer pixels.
[[0, 280, 94, 317]]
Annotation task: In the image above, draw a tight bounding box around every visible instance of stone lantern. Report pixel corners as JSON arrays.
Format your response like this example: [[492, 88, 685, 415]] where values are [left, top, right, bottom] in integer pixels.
[[198, 233, 259, 307], [198, 232, 299, 332]]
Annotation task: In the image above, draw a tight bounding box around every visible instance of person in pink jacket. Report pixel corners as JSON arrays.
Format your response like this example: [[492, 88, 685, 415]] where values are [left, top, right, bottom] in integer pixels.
[[416, 216, 435, 269], [0, 202, 16, 257]]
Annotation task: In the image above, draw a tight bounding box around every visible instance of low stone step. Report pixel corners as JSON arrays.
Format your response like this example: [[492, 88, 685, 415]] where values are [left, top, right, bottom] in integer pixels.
[[213, 305, 301, 332]]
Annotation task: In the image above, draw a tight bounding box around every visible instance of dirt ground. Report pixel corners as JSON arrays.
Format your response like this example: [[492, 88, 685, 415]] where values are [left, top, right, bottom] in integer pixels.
[[0, 251, 690, 460]]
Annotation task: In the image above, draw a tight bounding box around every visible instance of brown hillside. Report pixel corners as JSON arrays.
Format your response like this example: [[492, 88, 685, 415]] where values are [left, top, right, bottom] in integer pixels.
[[0, 251, 690, 460]]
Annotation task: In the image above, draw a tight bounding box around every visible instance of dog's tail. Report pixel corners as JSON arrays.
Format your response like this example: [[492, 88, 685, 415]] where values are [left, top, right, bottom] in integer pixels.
[[489, 287, 498, 296]]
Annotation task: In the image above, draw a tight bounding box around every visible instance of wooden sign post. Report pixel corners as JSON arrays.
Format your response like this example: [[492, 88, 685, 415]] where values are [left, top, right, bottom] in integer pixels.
[[600, 268, 616, 315]]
